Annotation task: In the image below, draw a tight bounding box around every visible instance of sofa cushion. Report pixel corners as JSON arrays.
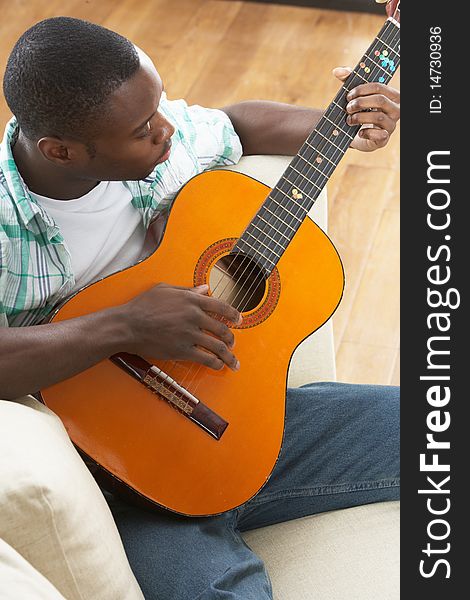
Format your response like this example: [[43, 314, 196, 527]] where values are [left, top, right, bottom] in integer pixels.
[[0, 538, 66, 599], [243, 501, 400, 599], [0, 395, 144, 600]]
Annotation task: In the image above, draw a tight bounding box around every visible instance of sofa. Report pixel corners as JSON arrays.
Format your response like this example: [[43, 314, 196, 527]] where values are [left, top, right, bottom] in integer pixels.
[[0, 155, 399, 599]]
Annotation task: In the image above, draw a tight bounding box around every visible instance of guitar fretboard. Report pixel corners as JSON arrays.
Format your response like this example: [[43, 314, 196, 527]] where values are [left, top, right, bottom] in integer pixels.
[[234, 16, 400, 274]]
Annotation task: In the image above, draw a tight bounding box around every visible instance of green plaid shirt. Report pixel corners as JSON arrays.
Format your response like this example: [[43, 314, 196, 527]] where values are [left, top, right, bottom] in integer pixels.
[[0, 93, 242, 328]]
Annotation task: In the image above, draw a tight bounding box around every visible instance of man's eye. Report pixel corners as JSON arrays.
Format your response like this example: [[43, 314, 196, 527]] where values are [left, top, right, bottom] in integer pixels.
[[137, 121, 152, 138]]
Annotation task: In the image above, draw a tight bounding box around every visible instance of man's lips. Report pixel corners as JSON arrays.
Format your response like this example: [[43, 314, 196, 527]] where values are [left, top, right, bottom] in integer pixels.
[[156, 140, 172, 164]]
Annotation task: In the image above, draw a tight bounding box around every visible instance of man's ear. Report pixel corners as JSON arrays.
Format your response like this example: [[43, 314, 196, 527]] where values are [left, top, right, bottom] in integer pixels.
[[36, 137, 84, 166]]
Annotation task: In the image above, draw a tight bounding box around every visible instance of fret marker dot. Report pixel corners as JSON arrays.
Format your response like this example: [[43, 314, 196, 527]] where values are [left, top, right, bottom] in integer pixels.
[[379, 76, 385, 83], [360, 62, 366, 69], [333, 129, 339, 136], [316, 156, 323, 164], [383, 50, 388, 56], [364, 67, 370, 73], [374, 50, 380, 56]]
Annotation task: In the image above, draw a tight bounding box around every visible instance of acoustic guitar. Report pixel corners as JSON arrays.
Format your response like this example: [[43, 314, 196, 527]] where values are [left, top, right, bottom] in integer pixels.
[[40, 0, 400, 516]]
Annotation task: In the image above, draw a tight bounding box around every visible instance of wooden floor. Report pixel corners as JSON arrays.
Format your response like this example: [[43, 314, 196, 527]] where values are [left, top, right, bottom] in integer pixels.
[[0, 0, 399, 385]]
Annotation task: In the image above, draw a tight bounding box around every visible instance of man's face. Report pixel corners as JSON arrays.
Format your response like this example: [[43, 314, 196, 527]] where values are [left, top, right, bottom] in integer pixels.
[[73, 51, 175, 182]]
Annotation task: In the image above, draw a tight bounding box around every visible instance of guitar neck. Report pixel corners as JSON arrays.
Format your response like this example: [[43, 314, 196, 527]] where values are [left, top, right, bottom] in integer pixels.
[[235, 15, 400, 274]]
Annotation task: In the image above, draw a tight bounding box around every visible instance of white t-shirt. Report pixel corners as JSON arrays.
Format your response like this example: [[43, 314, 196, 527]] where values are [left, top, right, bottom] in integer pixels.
[[29, 181, 145, 292]]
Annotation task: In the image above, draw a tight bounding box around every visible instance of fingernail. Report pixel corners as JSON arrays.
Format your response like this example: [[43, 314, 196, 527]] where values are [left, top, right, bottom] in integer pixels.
[[237, 313, 243, 325], [234, 360, 240, 371], [195, 284, 209, 291]]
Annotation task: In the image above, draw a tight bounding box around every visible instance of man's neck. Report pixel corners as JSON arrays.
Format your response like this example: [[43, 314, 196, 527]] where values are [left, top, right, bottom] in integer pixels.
[[12, 132, 99, 200]]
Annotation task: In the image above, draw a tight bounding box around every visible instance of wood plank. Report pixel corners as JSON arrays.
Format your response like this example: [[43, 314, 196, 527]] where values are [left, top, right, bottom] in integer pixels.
[[329, 164, 397, 350], [336, 341, 397, 385], [390, 349, 400, 385], [343, 208, 400, 348]]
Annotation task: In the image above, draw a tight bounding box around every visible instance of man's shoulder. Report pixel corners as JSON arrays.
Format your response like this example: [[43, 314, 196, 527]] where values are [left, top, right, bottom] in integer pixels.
[[0, 168, 20, 234]]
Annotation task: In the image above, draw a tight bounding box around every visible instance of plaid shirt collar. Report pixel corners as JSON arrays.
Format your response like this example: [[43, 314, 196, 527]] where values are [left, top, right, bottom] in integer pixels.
[[0, 117, 61, 238]]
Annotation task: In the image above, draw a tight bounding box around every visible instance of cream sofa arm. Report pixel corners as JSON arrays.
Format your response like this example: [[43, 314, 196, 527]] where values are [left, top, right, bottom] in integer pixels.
[[0, 395, 144, 600]]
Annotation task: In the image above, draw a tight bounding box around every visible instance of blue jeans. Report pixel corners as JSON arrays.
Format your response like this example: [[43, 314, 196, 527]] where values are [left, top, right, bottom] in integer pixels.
[[103, 382, 399, 599]]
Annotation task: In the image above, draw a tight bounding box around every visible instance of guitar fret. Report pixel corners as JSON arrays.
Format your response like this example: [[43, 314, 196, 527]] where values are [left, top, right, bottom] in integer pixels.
[[256, 216, 290, 241], [305, 142, 337, 167], [249, 223, 286, 251], [376, 35, 399, 55], [283, 170, 322, 192], [296, 154, 330, 181], [350, 60, 393, 85], [276, 188, 309, 216], [245, 230, 282, 257], [289, 166, 322, 193], [373, 61, 392, 76], [269, 194, 304, 221], [262, 206, 296, 233], [323, 116, 354, 140], [314, 128, 344, 151], [237, 238, 276, 267], [332, 100, 347, 113], [353, 69, 368, 84]]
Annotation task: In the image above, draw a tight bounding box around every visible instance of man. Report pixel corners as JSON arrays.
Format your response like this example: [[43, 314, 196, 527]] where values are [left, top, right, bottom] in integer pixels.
[[0, 16, 400, 599]]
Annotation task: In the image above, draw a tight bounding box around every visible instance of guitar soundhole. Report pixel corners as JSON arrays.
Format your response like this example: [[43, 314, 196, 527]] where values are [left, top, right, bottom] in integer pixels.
[[209, 253, 267, 313]]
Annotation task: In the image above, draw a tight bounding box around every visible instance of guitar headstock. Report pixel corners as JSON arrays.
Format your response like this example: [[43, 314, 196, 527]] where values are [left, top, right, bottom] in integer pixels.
[[376, 0, 401, 24]]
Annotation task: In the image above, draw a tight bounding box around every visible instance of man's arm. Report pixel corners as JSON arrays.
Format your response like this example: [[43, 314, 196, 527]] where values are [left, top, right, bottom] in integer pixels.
[[221, 100, 322, 157], [221, 67, 400, 156], [0, 309, 127, 400], [0, 284, 241, 400]]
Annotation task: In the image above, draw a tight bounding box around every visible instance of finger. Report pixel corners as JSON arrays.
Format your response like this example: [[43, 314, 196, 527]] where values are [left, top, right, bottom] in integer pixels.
[[332, 66, 353, 82], [197, 294, 242, 326], [346, 110, 396, 134], [195, 334, 239, 371], [199, 313, 235, 348], [346, 95, 400, 120], [347, 83, 400, 104], [189, 347, 225, 371], [358, 127, 390, 146], [190, 284, 209, 294]]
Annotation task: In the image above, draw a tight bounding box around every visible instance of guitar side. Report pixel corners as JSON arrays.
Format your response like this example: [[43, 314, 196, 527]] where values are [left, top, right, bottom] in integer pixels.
[[41, 170, 344, 516]]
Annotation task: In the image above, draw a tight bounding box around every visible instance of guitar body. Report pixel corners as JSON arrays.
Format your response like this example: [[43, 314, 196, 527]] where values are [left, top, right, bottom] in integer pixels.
[[41, 170, 344, 516]]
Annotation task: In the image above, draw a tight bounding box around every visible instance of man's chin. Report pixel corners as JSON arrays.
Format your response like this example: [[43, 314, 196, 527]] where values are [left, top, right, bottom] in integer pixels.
[[127, 164, 158, 181]]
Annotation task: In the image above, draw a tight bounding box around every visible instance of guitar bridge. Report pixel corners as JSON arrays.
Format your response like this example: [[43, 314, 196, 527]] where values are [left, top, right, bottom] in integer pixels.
[[110, 353, 228, 440]]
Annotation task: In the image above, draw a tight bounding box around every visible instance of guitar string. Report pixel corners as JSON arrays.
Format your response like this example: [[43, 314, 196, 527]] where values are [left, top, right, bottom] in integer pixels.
[[167, 21, 401, 410], [177, 22, 401, 404], [158, 19, 400, 408], [210, 21, 401, 318], [175, 21, 401, 405], [156, 20, 400, 410], [205, 19, 400, 316]]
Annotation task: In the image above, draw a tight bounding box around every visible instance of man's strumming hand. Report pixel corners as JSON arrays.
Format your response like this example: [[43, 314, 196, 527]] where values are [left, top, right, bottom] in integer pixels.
[[118, 283, 242, 372]]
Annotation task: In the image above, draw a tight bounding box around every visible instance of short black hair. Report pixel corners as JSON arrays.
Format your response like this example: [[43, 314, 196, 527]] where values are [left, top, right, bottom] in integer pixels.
[[3, 16, 140, 142]]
